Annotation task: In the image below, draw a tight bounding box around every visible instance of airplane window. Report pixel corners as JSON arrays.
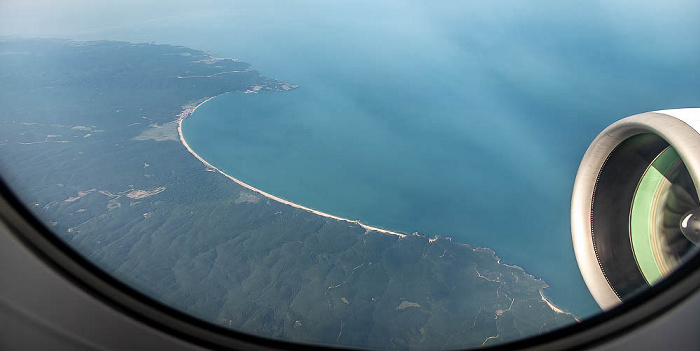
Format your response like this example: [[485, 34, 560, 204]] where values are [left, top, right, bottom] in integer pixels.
[[1, 1, 699, 350]]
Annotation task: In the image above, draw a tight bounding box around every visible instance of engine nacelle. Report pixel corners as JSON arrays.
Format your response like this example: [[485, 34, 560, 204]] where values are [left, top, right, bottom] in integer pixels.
[[572, 109, 700, 310]]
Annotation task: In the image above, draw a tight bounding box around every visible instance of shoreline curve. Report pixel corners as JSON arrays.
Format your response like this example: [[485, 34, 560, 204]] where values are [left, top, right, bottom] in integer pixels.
[[175, 93, 576, 318], [177, 94, 407, 238]]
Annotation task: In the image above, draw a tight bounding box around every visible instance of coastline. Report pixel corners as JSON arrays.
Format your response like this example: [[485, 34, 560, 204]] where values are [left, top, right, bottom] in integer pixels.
[[176, 94, 407, 238], [175, 93, 575, 319]]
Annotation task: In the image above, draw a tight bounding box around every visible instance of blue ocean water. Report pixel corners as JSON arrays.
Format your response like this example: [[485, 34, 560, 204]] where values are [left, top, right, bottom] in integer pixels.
[[29, 1, 700, 317]]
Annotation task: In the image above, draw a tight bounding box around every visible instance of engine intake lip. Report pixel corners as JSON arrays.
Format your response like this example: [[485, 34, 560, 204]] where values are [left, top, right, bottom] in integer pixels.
[[572, 109, 700, 310]]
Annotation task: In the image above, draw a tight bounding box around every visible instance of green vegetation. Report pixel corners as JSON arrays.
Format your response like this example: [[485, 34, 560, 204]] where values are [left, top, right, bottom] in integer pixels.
[[0, 38, 576, 349]]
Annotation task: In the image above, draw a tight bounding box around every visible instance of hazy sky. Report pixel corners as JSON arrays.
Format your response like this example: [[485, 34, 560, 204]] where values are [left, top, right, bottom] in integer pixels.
[[2, 0, 699, 40]]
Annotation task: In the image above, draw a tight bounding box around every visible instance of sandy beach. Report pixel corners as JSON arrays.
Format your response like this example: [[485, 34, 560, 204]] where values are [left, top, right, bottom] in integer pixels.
[[177, 94, 406, 238], [176, 93, 576, 318]]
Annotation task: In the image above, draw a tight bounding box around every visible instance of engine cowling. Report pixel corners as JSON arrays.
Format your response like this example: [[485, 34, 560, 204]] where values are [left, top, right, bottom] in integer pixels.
[[572, 109, 700, 310]]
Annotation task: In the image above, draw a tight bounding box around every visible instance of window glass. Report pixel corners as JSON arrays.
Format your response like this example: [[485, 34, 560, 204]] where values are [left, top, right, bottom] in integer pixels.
[[1, 1, 699, 349]]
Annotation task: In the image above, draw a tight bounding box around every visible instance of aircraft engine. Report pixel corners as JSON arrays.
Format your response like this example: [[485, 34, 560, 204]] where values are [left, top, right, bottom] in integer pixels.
[[572, 109, 700, 310]]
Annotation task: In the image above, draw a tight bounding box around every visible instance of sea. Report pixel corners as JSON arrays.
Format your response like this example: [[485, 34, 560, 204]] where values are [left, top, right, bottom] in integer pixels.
[[10, 0, 700, 318]]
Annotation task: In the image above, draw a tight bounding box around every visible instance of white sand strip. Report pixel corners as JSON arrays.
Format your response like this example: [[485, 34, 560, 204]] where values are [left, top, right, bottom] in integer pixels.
[[177, 94, 580, 318], [177, 94, 406, 238], [540, 290, 579, 321]]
